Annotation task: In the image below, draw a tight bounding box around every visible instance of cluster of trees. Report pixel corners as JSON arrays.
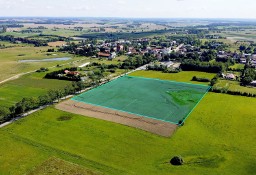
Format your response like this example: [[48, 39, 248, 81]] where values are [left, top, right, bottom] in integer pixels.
[[210, 75, 219, 86], [0, 26, 7, 33], [45, 67, 81, 81], [211, 86, 256, 97], [120, 54, 156, 69], [0, 82, 88, 124], [239, 45, 256, 54], [241, 67, 256, 85], [59, 42, 97, 57], [47, 48, 55, 52], [180, 60, 225, 73], [201, 41, 228, 51], [36, 67, 49, 73], [192, 76, 210, 82], [0, 35, 48, 47], [162, 49, 217, 63]]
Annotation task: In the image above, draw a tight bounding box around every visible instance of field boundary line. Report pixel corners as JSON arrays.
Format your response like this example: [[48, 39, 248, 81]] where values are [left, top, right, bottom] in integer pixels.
[[180, 86, 212, 125], [126, 75, 210, 88], [71, 99, 178, 125]]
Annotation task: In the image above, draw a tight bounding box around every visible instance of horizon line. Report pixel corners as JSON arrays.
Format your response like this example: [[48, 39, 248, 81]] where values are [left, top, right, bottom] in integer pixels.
[[0, 16, 256, 21]]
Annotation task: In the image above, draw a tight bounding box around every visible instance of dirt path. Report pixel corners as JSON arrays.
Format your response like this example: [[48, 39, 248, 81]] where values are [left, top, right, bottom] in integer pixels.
[[0, 57, 90, 85], [0, 71, 36, 85], [56, 100, 178, 137]]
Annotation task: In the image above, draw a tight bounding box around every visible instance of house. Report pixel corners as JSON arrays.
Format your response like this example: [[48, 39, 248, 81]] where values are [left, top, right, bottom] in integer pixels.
[[97, 52, 111, 58], [225, 73, 236, 80], [97, 52, 116, 60], [64, 70, 80, 76], [250, 81, 256, 87], [109, 52, 117, 60], [251, 55, 256, 66], [240, 58, 247, 64], [68, 71, 80, 76], [116, 43, 124, 52]]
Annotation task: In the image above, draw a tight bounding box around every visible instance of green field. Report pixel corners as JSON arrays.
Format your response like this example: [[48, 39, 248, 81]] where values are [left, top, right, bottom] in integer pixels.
[[129, 70, 216, 85], [0, 93, 255, 175], [0, 45, 74, 82], [215, 79, 256, 94], [0, 72, 71, 108], [29, 157, 101, 175], [73, 75, 210, 124], [0, 71, 255, 175], [229, 64, 245, 70]]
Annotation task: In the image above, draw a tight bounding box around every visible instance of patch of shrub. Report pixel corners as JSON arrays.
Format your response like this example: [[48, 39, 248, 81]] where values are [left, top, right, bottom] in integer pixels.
[[57, 116, 73, 121], [170, 156, 184, 166], [192, 76, 210, 82]]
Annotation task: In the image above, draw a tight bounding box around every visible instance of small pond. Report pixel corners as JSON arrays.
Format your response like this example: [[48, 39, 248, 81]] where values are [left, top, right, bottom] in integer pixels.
[[19, 57, 71, 63]]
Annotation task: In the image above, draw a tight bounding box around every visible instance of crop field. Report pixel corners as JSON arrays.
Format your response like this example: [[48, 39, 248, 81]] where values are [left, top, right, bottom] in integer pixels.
[[0, 92, 255, 175], [130, 70, 216, 85], [221, 30, 256, 42], [72, 76, 210, 124], [0, 72, 71, 108]]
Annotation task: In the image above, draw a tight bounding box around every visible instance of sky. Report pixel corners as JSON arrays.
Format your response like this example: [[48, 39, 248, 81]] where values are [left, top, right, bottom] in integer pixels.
[[0, 0, 255, 19]]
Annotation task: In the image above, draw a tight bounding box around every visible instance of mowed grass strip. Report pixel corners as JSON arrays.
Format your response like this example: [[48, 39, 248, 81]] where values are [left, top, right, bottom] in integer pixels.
[[129, 70, 216, 85], [0, 92, 255, 175]]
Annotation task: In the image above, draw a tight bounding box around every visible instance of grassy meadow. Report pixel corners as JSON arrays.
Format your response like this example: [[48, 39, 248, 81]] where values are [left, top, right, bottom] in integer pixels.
[[0, 93, 255, 175], [0, 72, 71, 108], [229, 64, 245, 70], [215, 79, 256, 94], [0, 71, 255, 175], [0, 45, 74, 82]]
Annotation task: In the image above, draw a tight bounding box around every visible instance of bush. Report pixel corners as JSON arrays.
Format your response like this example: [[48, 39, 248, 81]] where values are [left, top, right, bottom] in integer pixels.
[[170, 156, 184, 166], [192, 76, 210, 82], [109, 69, 116, 73]]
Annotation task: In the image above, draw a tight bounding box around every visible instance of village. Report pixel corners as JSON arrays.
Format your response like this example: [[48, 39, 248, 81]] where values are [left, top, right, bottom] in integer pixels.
[[58, 36, 256, 87]]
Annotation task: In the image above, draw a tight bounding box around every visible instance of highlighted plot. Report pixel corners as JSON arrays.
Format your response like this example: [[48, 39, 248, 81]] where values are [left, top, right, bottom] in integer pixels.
[[72, 76, 210, 124]]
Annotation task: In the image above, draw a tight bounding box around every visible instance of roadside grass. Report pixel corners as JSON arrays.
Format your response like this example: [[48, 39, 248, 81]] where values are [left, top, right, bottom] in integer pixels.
[[0, 92, 255, 175], [0, 72, 71, 108], [214, 79, 256, 94], [129, 70, 216, 85]]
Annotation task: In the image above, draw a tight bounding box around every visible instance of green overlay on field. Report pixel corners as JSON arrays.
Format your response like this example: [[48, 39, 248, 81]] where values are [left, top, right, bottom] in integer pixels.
[[72, 76, 210, 124]]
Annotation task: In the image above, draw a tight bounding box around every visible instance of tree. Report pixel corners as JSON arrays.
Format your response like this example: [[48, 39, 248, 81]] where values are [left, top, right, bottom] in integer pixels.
[[38, 94, 51, 106], [241, 68, 256, 85], [0, 107, 10, 121], [239, 45, 246, 51], [48, 90, 58, 102], [1, 26, 7, 33]]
